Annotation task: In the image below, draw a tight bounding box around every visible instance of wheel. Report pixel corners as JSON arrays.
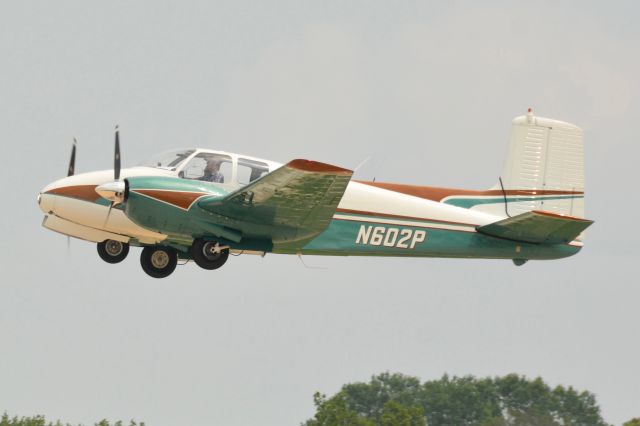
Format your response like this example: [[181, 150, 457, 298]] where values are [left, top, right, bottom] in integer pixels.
[[97, 240, 129, 264], [191, 238, 229, 270], [140, 246, 178, 278]]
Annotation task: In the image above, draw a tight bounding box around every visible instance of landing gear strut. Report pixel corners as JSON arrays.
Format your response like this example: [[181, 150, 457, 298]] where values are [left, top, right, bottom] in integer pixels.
[[191, 238, 229, 270], [140, 246, 178, 278], [97, 239, 129, 264]]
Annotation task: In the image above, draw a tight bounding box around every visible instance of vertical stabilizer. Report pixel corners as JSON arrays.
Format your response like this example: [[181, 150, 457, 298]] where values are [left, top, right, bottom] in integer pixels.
[[496, 109, 584, 218]]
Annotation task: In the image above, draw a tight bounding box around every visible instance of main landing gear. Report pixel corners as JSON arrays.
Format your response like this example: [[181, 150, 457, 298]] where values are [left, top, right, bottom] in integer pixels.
[[97, 239, 129, 263], [191, 238, 229, 270], [140, 246, 178, 279], [97, 239, 231, 278]]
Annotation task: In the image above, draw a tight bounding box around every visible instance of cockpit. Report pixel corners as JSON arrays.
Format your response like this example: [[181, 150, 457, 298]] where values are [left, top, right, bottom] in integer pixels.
[[138, 148, 280, 189], [140, 149, 196, 170]]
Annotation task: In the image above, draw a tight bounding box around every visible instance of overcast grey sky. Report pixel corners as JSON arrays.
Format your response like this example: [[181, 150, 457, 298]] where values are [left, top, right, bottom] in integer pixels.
[[1, 1, 639, 425]]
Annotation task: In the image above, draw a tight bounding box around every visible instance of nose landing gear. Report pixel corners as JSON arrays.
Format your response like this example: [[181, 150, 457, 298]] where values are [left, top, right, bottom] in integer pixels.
[[97, 239, 129, 263], [140, 246, 178, 278]]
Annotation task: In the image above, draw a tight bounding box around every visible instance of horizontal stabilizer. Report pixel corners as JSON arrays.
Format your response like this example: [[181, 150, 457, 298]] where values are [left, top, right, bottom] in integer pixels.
[[477, 210, 593, 244]]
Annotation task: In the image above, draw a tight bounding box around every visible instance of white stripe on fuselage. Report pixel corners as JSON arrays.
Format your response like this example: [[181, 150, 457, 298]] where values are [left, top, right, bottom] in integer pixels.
[[333, 214, 476, 232], [337, 181, 504, 228]]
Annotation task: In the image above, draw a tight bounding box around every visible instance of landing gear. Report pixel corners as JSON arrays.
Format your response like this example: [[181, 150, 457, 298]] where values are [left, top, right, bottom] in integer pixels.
[[97, 239, 129, 264], [191, 238, 229, 270], [140, 246, 178, 278]]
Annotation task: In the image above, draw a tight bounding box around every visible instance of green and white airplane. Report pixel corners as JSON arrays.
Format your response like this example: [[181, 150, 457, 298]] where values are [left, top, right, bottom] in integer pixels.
[[38, 110, 593, 278]]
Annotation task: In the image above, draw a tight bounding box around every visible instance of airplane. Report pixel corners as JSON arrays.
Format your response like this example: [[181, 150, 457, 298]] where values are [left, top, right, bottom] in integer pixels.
[[37, 109, 593, 278]]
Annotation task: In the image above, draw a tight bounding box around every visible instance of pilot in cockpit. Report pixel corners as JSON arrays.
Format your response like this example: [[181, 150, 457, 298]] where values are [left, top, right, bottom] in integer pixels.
[[202, 159, 225, 183]]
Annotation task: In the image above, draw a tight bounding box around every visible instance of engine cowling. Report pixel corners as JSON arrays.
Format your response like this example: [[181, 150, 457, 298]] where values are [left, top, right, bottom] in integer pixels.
[[123, 176, 229, 239]]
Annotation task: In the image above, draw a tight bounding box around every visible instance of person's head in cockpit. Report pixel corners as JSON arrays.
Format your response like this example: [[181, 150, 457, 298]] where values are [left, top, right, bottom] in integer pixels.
[[203, 159, 224, 183]]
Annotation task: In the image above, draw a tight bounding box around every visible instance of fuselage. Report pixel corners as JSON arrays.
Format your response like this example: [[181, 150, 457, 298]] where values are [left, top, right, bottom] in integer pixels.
[[38, 148, 582, 261]]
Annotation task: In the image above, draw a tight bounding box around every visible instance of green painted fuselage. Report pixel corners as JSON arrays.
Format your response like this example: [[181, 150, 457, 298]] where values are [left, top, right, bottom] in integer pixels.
[[123, 176, 581, 261]]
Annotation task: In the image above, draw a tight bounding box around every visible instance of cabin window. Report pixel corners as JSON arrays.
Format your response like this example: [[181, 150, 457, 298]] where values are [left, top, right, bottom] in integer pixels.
[[140, 149, 195, 170], [181, 153, 232, 183], [237, 158, 269, 185]]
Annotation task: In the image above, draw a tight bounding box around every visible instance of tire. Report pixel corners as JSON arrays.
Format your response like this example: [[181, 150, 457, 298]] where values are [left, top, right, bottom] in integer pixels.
[[140, 246, 178, 278], [97, 240, 129, 264], [191, 238, 229, 270]]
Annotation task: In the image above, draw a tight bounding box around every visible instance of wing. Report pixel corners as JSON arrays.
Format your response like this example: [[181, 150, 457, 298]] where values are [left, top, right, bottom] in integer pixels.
[[476, 210, 594, 244], [197, 159, 353, 243]]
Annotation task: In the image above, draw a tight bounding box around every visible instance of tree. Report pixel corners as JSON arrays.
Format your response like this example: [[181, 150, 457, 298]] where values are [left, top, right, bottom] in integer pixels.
[[0, 413, 72, 426], [379, 400, 426, 426], [0, 413, 144, 426], [422, 374, 500, 425], [304, 392, 375, 426], [341, 372, 423, 422], [304, 373, 609, 426], [623, 419, 640, 426]]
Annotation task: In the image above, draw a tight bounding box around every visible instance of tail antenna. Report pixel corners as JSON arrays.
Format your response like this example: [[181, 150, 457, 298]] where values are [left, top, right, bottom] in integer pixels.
[[498, 177, 511, 218]]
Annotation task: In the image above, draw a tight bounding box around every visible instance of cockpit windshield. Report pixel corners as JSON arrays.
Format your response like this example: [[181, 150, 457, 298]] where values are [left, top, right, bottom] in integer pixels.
[[139, 149, 195, 170]]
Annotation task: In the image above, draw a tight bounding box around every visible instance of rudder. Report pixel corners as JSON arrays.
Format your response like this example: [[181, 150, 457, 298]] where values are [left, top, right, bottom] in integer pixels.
[[495, 109, 585, 218]]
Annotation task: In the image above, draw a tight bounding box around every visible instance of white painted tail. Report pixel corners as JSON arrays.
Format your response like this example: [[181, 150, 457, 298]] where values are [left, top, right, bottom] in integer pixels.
[[495, 110, 585, 218]]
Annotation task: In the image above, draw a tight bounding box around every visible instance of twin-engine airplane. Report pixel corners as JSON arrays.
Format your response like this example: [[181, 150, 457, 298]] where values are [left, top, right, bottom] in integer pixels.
[[38, 110, 593, 278]]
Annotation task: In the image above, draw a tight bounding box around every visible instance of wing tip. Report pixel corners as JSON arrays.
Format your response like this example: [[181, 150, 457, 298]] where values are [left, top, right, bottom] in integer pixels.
[[287, 159, 353, 175]]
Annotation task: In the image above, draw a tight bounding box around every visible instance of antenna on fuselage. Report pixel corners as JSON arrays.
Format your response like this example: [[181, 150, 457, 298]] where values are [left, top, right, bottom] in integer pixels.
[[353, 156, 371, 174], [498, 177, 511, 218], [297, 253, 328, 270]]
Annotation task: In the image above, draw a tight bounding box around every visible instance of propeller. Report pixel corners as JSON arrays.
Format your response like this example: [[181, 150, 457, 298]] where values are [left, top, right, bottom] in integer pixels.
[[66, 138, 78, 251], [68, 138, 77, 176], [95, 126, 126, 226], [114, 125, 121, 180]]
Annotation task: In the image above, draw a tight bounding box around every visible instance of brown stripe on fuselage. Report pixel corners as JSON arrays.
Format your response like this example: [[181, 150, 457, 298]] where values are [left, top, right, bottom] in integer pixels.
[[46, 185, 100, 202], [355, 181, 584, 202], [133, 189, 208, 210]]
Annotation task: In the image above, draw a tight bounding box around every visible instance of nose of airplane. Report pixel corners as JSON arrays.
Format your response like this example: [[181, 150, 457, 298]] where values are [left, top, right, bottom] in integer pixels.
[[38, 183, 58, 214], [38, 191, 57, 214], [37, 176, 74, 214]]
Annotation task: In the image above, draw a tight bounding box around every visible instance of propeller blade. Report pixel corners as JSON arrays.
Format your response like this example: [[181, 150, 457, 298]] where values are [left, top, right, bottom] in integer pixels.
[[103, 202, 114, 228], [114, 125, 121, 181], [67, 138, 77, 177]]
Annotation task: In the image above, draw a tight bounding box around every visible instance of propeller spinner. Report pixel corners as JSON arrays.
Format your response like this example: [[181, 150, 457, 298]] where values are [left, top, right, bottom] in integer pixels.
[[96, 126, 126, 207]]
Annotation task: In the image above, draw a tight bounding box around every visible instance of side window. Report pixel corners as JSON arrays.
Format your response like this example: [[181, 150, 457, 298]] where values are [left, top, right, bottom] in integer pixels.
[[237, 158, 269, 185], [181, 153, 232, 183]]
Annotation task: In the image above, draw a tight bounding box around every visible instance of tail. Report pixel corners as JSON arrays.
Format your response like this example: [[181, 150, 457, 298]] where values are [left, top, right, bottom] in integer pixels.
[[494, 109, 585, 218]]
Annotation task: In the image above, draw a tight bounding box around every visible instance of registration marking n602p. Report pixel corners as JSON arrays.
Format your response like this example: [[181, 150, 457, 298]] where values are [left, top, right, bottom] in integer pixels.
[[355, 225, 426, 249]]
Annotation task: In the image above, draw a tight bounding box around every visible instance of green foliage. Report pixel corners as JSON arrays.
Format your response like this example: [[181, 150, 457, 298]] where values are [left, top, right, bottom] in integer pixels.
[[0, 412, 73, 426], [0, 413, 144, 426], [623, 419, 640, 426], [304, 392, 375, 426], [305, 373, 609, 426], [304, 392, 427, 426], [341, 372, 423, 422], [379, 401, 426, 426]]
